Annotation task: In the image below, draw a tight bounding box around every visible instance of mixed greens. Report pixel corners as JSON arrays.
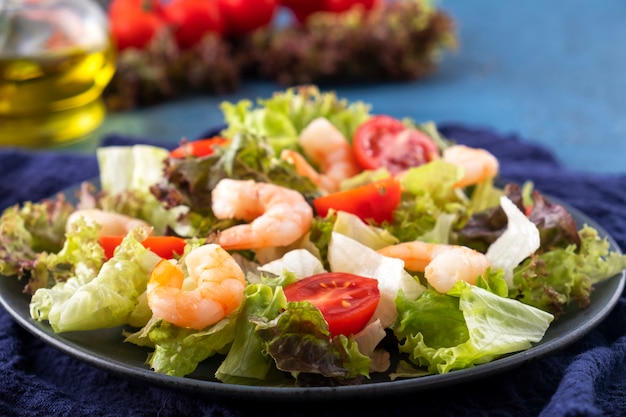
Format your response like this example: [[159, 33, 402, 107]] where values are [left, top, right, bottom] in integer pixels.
[[1, 86, 625, 387]]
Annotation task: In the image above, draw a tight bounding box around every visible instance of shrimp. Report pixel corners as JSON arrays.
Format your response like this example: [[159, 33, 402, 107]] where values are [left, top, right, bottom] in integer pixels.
[[443, 144, 499, 188], [146, 243, 246, 330], [377, 241, 491, 293], [211, 179, 313, 250], [282, 117, 361, 193], [66, 208, 150, 236]]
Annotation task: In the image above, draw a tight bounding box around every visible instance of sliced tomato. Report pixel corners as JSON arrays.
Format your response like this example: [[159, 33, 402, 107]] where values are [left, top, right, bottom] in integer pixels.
[[321, 0, 379, 13], [313, 177, 401, 224], [169, 137, 228, 158], [283, 272, 380, 336], [162, 0, 225, 49], [218, 0, 278, 36], [353, 115, 440, 175], [100, 236, 187, 259]]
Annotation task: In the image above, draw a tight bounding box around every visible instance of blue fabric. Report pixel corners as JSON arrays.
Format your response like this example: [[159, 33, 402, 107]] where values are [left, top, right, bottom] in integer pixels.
[[1, 125, 625, 416]]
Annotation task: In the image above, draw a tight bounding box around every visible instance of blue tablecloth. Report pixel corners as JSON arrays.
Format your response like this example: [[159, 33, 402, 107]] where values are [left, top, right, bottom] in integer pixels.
[[1, 125, 626, 416]]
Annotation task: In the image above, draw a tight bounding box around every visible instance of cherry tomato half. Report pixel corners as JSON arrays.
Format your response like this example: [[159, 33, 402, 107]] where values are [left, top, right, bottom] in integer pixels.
[[218, 0, 278, 36], [313, 177, 401, 224], [169, 137, 228, 158], [353, 115, 440, 175], [284, 272, 380, 336], [162, 0, 225, 49], [100, 236, 187, 259]]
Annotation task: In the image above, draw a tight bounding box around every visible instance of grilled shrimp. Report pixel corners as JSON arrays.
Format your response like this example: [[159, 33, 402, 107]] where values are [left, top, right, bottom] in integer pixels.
[[146, 244, 246, 330], [377, 241, 491, 293], [281, 117, 360, 193], [66, 208, 150, 236], [443, 144, 499, 188], [211, 179, 313, 250]]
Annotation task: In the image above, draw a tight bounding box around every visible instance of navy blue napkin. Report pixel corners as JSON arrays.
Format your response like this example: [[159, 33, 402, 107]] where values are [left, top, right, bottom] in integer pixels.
[[1, 125, 625, 417]]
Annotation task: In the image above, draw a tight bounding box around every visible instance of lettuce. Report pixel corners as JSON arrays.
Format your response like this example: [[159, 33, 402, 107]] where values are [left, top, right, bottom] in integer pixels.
[[220, 85, 371, 153], [97, 145, 182, 235], [143, 316, 237, 377], [0, 197, 75, 293], [486, 196, 540, 287], [253, 301, 371, 385], [215, 283, 287, 385], [395, 282, 553, 374], [512, 225, 626, 316], [29, 227, 161, 333]]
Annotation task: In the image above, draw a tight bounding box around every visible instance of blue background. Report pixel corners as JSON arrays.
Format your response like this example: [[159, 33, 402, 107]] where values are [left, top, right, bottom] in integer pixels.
[[98, 0, 626, 174]]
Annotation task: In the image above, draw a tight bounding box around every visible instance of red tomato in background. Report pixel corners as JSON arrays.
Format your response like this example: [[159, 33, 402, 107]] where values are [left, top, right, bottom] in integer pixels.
[[218, 0, 278, 36], [322, 0, 378, 13], [100, 236, 187, 259], [162, 0, 225, 49], [279, 0, 324, 23], [284, 272, 380, 336], [169, 137, 228, 158], [313, 177, 401, 224], [108, 0, 166, 50], [353, 115, 440, 175]]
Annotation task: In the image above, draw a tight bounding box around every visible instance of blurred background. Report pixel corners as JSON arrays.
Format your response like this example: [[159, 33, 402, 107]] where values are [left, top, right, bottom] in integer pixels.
[[7, 0, 625, 174]]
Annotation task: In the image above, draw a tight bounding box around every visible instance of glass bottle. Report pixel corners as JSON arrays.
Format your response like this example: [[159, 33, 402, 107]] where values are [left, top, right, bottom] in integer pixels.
[[0, 0, 116, 147]]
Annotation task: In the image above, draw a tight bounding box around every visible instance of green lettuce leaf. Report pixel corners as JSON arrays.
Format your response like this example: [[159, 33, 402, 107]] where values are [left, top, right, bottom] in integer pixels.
[[29, 227, 161, 333], [145, 316, 236, 377], [220, 85, 371, 153], [0, 197, 75, 293], [512, 225, 626, 316], [215, 283, 288, 385], [396, 282, 553, 374]]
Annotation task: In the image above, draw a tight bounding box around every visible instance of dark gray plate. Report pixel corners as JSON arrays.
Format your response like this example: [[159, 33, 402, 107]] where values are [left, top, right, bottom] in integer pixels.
[[0, 194, 623, 402]]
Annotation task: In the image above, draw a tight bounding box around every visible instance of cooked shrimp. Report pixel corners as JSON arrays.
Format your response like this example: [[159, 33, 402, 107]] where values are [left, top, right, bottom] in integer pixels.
[[443, 145, 499, 188], [377, 241, 491, 293], [211, 179, 313, 250], [146, 244, 246, 330], [282, 117, 361, 193], [66, 208, 150, 236]]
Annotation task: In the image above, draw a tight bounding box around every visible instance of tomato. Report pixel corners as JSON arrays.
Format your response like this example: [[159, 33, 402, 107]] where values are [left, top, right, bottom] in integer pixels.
[[100, 236, 187, 259], [313, 177, 401, 224], [353, 115, 440, 175], [218, 0, 278, 36], [283, 272, 380, 336], [169, 137, 228, 158], [108, 0, 166, 51], [162, 0, 225, 49], [321, 0, 379, 13], [279, 0, 324, 23]]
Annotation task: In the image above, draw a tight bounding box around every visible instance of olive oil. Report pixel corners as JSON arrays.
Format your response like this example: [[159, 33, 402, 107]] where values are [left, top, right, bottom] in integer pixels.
[[0, 44, 116, 147]]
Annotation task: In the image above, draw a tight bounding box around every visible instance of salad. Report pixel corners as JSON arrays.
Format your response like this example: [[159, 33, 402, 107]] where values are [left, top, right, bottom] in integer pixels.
[[1, 86, 625, 387]]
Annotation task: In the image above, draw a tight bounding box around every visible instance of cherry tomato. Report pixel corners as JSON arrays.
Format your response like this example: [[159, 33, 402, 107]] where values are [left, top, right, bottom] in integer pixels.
[[279, 0, 324, 23], [353, 115, 440, 175], [321, 0, 378, 13], [162, 0, 225, 49], [108, 0, 166, 51], [218, 0, 278, 36], [169, 137, 228, 158], [313, 177, 401, 224], [283, 272, 380, 336], [100, 236, 187, 259]]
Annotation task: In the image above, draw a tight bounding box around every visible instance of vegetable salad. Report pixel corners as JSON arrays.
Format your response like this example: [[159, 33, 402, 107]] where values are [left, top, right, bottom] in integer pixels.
[[1, 86, 625, 387]]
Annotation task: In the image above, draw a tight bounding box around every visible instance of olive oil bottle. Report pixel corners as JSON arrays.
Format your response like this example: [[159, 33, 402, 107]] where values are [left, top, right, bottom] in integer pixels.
[[0, 0, 116, 147]]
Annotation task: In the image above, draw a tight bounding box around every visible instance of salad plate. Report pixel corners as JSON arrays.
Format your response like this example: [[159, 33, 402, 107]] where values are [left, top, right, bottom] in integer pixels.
[[0, 190, 624, 401]]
